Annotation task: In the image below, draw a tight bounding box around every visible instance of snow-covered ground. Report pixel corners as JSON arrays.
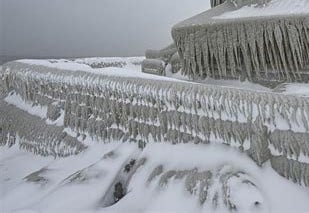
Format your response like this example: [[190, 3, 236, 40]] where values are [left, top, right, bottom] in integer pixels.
[[1, 141, 309, 213]]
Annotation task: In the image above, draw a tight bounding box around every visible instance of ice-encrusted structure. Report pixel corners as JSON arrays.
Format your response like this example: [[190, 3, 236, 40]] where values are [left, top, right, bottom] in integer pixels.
[[141, 1, 309, 188], [0, 100, 86, 157], [1, 60, 309, 187], [143, 0, 309, 86], [142, 43, 180, 75], [1, 1, 309, 210], [172, 0, 309, 84]]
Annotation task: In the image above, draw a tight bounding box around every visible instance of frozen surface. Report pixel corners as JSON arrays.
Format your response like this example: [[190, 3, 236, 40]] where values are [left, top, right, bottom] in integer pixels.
[[215, 0, 309, 19]]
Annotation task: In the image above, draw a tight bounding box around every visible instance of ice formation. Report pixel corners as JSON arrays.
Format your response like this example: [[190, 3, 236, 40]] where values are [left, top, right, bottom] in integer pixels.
[[211, 0, 226, 8], [1, 59, 309, 186], [142, 43, 180, 75], [0, 99, 86, 157], [171, 0, 309, 85], [152, 166, 263, 211], [1, 0, 309, 211]]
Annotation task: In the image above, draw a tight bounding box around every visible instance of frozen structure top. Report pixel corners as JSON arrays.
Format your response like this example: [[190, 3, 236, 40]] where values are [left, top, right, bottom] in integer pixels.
[[143, 0, 309, 86]]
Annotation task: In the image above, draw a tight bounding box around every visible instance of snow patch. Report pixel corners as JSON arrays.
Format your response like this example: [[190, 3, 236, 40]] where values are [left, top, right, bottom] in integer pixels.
[[1, 142, 309, 213]]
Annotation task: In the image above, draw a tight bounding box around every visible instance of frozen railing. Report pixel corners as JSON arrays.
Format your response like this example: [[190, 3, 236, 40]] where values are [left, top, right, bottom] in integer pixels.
[[1, 61, 309, 185]]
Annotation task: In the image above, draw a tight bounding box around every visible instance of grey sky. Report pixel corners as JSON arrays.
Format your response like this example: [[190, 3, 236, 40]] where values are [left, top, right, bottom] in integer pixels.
[[1, 0, 209, 58], [0, 0, 3, 55]]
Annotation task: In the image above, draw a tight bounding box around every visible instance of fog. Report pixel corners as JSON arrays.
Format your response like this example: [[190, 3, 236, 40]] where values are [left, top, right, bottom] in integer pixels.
[[1, 0, 209, 58]]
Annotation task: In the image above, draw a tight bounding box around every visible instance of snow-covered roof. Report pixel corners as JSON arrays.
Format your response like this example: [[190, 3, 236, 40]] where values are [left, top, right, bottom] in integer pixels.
[[173, 0, 309, 30]]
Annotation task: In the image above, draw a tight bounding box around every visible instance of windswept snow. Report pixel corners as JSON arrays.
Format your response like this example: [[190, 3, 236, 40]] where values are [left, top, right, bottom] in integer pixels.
[[215, 0, 309, 19], [1, 142, 309, 213]]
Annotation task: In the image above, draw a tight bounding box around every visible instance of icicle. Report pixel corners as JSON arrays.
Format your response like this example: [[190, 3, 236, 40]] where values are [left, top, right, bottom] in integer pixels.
[[271, 156, 309, 187], [172, 8, 309, 83]]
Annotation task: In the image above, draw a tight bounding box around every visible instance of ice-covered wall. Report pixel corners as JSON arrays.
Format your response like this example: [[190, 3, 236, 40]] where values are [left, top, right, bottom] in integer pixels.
[[2, 0, 209, 58], [1, 61, 309, 186]]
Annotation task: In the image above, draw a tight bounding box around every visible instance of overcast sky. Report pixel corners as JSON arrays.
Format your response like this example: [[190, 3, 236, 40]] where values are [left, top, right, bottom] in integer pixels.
[[1, 0, 209, 58], [0, 0, 3, 55]]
